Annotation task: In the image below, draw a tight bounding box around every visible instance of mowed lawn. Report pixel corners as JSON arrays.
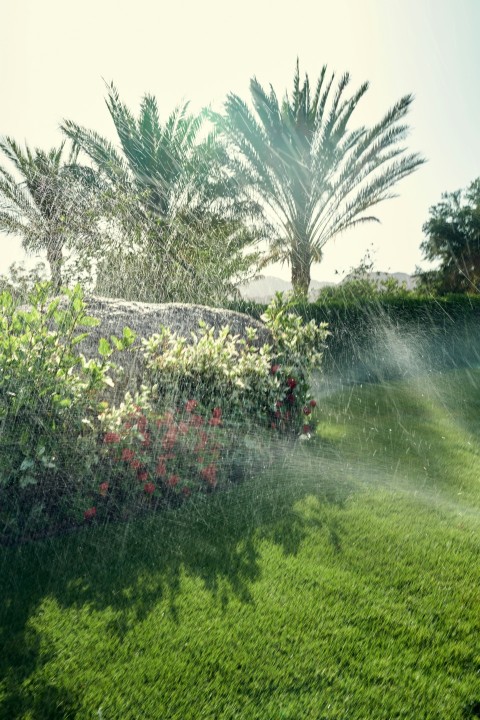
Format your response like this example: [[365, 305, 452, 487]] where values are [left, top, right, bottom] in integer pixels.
[[1, 370, 479, 719]]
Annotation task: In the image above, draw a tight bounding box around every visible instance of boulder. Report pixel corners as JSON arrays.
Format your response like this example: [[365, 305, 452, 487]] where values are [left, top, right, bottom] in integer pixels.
[[55, 295, 273, 398]]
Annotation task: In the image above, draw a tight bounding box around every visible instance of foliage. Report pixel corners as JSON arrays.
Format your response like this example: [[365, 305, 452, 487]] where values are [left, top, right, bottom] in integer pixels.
[[96, 391, 255, 522], [63, 84, 263, 302], [418, 177, 480, 294], [0, 139, 102, 292], [0, 283, 131, 540], [0, 261, 49, 303], [142, 293, 326, 434], [214, 59, 424, 296]]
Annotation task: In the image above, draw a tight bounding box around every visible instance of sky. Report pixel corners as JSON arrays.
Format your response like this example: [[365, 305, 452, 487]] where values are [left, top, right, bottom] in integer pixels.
[[1, 0, 479, 283]]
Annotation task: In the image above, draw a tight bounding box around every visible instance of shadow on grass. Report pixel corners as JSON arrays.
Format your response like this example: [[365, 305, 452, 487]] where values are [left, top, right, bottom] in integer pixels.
[[0, 441, 353, 718]]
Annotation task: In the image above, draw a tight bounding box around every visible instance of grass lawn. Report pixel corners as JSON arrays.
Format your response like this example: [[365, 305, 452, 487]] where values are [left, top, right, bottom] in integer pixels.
[[1, 369, 479, 719]]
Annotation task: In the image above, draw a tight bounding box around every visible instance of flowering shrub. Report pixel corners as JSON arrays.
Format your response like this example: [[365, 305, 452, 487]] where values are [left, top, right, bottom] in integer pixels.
[[95, 390, 244, 519], [142, 293, 328, 435], [0, 283, 134, 541]]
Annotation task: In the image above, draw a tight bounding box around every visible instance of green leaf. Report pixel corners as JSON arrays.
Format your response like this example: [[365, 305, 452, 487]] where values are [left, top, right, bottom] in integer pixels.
[[98, 338, 111, 357]]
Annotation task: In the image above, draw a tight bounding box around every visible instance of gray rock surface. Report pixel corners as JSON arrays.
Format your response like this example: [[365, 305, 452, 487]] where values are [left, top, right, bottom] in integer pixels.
[[76, 295, 272, 354]]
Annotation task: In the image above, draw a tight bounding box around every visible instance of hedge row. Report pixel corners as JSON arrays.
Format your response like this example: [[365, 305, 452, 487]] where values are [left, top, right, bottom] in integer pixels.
[[229, 295, 480, 382]]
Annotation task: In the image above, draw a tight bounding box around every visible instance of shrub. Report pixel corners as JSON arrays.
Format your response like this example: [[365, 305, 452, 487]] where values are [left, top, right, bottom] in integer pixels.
[[0, 283, 132, 541], [142, 293, 327, 435]]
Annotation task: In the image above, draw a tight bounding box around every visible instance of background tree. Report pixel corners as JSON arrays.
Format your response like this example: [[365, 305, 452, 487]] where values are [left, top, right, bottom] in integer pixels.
[[62, 84, 262, 303], [418, 178, 480, 294], [0, 139, 100, 292], [215, 60, 425, 296]]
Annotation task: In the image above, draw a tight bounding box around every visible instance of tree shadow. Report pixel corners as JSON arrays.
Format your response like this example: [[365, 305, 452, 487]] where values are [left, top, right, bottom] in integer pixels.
[[0, 442, 352, 718]]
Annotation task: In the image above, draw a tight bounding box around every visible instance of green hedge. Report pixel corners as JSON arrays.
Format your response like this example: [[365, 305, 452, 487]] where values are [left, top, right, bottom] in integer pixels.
[[228, 295, 480, 382]]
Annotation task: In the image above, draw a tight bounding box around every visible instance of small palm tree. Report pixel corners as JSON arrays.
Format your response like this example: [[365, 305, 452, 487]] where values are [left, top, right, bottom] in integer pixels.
[[62, 84, 260, 297], [0, 139, 98, 292], [216, 60, 425, 296]]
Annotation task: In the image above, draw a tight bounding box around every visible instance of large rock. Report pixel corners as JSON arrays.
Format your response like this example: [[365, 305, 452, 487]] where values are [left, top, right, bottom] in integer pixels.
[[61, 296, 273, 398]]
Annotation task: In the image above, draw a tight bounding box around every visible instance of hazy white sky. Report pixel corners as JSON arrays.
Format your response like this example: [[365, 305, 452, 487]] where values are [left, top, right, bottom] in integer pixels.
[[1, 0, 479, 282]]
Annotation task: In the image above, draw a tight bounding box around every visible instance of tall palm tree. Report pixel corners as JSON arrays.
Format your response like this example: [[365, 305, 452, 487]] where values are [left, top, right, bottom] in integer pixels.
[[215, 60, 425, 296], [62, 84, 262, 300], [0, 139, 99, 292]]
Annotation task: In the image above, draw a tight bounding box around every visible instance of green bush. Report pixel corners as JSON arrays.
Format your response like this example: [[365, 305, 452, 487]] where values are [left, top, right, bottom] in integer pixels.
[[142, 292, 327, 435], [0, 286, 327, 542], [0, 283, 133, 541]]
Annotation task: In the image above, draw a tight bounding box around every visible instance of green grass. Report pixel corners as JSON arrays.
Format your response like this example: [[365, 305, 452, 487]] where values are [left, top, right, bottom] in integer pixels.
[[1, 369, 480, 719]]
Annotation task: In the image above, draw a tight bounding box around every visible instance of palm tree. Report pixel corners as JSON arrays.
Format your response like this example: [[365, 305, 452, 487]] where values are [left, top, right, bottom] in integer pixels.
[[0, 139, 99, 292], [215, 60, 425, 296], [62, 84, 262, 301]]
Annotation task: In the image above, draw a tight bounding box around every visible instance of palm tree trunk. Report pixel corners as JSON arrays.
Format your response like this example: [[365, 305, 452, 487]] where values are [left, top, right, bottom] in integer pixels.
[[290, 231, 311, 298]]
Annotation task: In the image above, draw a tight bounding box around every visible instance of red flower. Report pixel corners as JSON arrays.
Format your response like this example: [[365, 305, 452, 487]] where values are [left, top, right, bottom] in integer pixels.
[[84, 506, 97, 520], [99, 482, 109, 497], [155, 461, 167, 477], [270, 364, 280, 375], [138, 471, 148, 482], [190, 414, 204, 428], [303, 406, 312, 415], [121, 448, 135, 462], [130, 459, 142, 470], [162, 428, 177, 450], [178, 422, 189, 435], [167, 475, 179, 488], [271, 422, 277, 429], [185, 399, 198, 413], [104, 432, 121, 444], [140, 432, 151, 447], [212, 407, 222, 419], [286, 394, 295, 404], [137, 416, 147, 433], [182, 487, 191, 497], [144, 482, 155, 495], [286, 377, 297, 389], [274, 410, 282, 419], [309, 399, 317, 408], [201, 463, 217, 486], [302, 424, 311, 434], [209, 417, 222, 426], [275, 400, 283, 408]]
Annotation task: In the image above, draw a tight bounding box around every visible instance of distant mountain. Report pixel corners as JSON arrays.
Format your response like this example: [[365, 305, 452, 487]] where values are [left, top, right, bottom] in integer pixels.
[[239, 275, 334, 302], [239, 271, 418, 302]]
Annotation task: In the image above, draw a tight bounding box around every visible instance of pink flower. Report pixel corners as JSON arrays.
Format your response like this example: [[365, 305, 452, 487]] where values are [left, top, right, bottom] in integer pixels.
[[309, 399, 317, 408], [130, 459, 142, 470], [162, 428, 177, 450], [303, 406, 312, 415], [212, 407, 222, 419], [209, 417, 222, 426], [99, 482, 109, 497], [138, 471, 148, 482], [104, 432, 121, 444], [270, 364, 280, 375], [185, 399, 198, 413], [287, 377, 297, 389], [84, 506, 97, 520], [190, 414, 204, 428], [121, 448, 135, 462], [178, 422, 189, 435], [144, 482, 155, 495], [302, 424, 311, 434]]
